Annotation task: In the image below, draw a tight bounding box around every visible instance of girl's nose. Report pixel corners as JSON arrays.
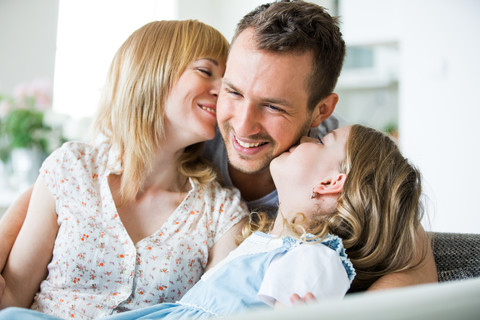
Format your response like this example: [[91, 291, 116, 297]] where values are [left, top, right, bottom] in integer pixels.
[[299, 136, 320, 144]]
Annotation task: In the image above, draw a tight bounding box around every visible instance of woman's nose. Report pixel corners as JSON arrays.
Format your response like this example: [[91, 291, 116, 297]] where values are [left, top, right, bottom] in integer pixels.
[[209, 78, 222, 97]]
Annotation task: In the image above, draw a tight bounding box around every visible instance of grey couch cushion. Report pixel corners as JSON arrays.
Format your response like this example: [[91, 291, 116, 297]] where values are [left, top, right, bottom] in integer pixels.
[[431, 232, 480, 282]]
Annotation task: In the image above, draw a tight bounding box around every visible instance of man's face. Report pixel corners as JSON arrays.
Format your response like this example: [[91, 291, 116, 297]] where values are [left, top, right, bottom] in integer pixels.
[[217, 28, 317, 174]]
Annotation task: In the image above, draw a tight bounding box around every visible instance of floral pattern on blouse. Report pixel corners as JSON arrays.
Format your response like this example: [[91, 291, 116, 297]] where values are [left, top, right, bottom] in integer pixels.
[[31, 142, 249, 319]]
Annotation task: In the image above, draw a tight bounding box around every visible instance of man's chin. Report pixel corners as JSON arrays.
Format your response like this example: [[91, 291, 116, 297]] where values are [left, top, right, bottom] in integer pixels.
[[228, 158, 271, 175]]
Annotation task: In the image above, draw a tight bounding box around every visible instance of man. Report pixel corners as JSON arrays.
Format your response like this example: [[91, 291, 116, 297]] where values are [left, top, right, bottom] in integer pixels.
[[0, 0, 436, 299], [204, 0, 437, 291], [204, 0, 346, 217]]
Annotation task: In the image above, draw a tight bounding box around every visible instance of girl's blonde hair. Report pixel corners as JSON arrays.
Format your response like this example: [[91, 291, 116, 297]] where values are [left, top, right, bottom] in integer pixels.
[[92, 20, 229, 203], [243, 124, 427, 290]]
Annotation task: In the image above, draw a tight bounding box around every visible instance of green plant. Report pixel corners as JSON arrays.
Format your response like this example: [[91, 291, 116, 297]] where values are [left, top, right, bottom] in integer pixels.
[[0, 79, 66, 162], [3, 108, 51, 152], [0, 122, 9, 163]]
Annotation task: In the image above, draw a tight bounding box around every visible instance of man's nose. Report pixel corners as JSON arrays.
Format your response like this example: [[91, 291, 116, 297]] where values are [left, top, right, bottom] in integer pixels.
[[234, 102, 261, 137]]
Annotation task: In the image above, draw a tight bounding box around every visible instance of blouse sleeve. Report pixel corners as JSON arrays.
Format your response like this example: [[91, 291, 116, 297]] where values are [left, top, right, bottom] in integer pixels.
[[39, 142, 72, 200], [258, 243, 351, 307], [206, 182, 250, 246], [39, 142, 95, 213]]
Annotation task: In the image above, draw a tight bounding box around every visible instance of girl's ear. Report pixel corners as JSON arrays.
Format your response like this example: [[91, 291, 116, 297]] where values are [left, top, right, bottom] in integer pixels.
[[313, 173, 346, 195]]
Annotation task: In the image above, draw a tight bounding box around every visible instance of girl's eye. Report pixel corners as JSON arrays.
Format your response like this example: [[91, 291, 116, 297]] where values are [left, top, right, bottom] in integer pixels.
[[318, 138, 324, 145]]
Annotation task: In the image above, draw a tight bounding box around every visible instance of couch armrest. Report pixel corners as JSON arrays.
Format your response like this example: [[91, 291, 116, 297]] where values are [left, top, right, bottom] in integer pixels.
[[430, 232, 480, 282]]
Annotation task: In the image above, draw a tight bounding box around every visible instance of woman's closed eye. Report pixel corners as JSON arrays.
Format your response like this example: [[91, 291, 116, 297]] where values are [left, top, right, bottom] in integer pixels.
[[197, 68, 212, 76]]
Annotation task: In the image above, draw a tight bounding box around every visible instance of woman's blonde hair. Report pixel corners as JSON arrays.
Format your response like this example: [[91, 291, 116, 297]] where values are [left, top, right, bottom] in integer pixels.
[[242, 124, 427, 290], [92, 20, 229, 203]]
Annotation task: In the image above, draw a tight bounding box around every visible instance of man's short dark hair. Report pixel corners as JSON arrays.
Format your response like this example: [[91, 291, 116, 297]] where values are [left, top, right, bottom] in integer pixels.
[[233, 0, 345, 110]]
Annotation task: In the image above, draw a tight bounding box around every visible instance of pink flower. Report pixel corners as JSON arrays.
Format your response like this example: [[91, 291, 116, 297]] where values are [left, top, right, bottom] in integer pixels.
[[30, 78, 52, 110], [0, 100, 12, 118], [12, 78, 52, 110]]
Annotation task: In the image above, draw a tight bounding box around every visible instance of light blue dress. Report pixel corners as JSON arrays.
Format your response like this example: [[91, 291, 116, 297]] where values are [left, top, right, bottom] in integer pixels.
[[0, 232, 355, 320]]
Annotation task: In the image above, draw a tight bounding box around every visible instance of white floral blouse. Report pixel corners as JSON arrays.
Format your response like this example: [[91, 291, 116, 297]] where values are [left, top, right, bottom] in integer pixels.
[[31, 142, 249, 319]]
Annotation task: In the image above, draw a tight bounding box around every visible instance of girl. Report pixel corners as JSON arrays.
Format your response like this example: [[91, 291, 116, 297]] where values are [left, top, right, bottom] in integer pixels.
[[0, 20, 249, 318], [0, 124, 428, 319]]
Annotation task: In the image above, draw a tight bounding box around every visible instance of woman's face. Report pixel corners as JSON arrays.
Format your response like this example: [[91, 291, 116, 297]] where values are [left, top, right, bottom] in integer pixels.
[[163, 57, 225, 146], [270, 125, 351, 218]]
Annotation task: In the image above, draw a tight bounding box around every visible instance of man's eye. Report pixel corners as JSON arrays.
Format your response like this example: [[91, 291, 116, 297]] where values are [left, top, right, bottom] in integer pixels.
[[228, 90, 241, 96], [266, 105, 284, 113]]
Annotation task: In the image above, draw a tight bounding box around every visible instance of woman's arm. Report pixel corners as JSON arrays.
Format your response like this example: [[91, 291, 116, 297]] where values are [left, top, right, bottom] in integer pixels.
[[205, 217, 248, 272], [0, 187, 33, 302], [367, 226, 438, 291], [0, 186, 34, 272], [0, 177, 57, 308]]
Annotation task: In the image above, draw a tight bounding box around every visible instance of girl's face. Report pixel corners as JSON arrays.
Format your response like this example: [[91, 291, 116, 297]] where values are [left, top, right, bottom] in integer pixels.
[[163, 58, 225, 147], [270, 125, 351, 221]]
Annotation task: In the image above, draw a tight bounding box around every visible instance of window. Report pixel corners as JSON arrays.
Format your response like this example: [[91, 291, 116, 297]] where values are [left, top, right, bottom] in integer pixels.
[[53, 0, 177, 119]]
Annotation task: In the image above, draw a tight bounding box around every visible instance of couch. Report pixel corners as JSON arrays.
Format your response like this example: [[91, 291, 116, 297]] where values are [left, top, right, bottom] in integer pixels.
[[431, 232, 480, 282], [226, 232, 480, 320]]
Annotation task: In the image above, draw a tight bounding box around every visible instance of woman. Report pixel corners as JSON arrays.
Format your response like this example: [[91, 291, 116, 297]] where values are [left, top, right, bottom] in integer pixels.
[[0, 124, 429, 319], [0, 20, 249, 319]]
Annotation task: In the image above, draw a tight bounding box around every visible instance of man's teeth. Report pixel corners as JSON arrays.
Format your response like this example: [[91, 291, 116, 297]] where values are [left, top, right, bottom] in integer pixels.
[[235, 136, 265, 148], [201, 106, 216, 114]]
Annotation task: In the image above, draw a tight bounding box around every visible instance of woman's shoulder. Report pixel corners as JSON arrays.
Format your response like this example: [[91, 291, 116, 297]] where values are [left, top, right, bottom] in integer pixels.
[[46, 141, 112, 171], [188, 179, 249, 225], [193, 179, 244, 204], [53, 140, 104, 156]]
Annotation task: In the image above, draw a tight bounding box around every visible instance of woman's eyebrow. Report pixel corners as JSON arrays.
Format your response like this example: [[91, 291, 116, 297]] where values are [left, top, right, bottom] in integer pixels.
[[197, 58, 219, 66], [332, 130, 337, 140]]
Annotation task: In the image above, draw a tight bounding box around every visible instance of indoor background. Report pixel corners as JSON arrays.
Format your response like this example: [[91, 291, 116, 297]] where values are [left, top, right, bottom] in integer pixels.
[[1, 0, 479, 233]]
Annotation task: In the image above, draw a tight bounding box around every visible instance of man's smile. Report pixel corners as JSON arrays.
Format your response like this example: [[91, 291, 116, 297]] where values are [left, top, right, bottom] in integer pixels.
[[233, 134, 268, 148]]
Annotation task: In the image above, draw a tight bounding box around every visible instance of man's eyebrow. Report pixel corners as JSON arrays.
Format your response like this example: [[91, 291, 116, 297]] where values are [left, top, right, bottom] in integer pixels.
[[222, 79, 241, 92], [222, 78, 293, 107], [263, 97, 292, 108]]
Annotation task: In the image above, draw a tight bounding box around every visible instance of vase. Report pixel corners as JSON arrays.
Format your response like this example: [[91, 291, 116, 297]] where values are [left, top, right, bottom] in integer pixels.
[[10, 148, 44, 191]]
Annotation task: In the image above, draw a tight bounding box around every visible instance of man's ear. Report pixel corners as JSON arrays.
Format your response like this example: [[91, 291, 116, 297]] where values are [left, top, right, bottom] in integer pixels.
[[310, 93, 338, 128], [313, 173, 346, 195]]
